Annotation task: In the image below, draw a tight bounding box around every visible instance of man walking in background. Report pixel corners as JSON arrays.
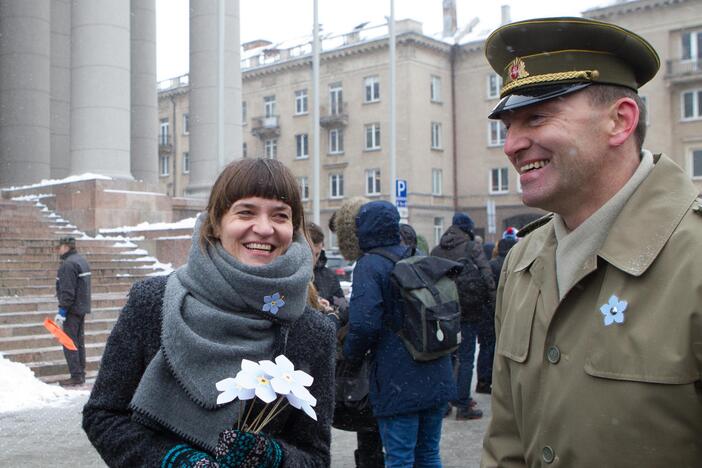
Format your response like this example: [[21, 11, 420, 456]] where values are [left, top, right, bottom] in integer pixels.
[[431, 213, 495, 420], [54, 237, 91, 387]]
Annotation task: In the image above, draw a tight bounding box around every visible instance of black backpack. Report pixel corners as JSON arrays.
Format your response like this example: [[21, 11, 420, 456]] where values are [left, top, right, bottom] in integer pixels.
[[454, 247, 491, 321], [370, 248, 463, 362]]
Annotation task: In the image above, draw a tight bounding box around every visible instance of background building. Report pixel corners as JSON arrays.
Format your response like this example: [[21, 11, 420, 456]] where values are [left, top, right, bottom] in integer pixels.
[[157, 0, 702, 247]]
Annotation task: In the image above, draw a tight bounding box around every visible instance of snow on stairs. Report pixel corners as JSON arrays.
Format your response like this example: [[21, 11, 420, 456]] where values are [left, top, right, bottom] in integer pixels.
[[0, 197, 170, 383]]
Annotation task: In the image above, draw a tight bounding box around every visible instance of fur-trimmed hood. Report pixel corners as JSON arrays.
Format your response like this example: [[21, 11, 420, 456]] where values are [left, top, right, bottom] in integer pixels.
[[334, 196, 368, 261]]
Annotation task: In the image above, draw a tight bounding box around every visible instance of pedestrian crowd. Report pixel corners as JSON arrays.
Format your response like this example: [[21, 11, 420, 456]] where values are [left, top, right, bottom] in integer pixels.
[[45, 14, 700, 468]]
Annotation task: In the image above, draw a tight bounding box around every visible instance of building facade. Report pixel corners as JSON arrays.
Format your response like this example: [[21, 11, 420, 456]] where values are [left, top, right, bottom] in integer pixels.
[[158, 0, 702, 247]]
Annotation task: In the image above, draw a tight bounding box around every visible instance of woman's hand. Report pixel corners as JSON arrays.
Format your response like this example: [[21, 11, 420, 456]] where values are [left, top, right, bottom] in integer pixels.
[[214, 429, 283, 468], [318, 298, 334, 313]]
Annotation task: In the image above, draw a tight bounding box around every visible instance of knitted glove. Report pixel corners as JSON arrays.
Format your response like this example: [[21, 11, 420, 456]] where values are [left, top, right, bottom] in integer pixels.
[[215, 430, 283, 468], [161, 444, 219, 467]]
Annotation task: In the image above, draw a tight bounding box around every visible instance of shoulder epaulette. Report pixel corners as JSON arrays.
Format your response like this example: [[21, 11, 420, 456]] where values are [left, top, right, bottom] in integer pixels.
[[517, 213, 554, 238]]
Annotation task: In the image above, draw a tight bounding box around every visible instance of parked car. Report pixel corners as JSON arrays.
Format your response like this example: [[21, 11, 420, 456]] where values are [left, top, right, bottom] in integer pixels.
[[325, 254, 354, 282]]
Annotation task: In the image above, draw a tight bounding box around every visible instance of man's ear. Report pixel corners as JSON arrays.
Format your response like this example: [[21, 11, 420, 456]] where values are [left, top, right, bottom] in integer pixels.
[[608, 97, 639, 147]]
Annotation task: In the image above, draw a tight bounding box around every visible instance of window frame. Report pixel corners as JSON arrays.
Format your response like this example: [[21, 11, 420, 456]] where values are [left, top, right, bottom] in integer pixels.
[[330, 173, 344, 199], [488, 121, 507, 147], [329, 128, 344, 154], [295, 133, 309, 159], [489, 167, 509, 194], [364, 76, 380, 103], [430, 75, 442, 103], [159, 119, 169, 145], [681, 30, 702, 61], [264, 138, 278, 159], [681, 89, 702, 121], [364, 123, 381, 151], [690, 148, 702, 179], [182, 151, 190, 174], [433, 217, 444, 247], [432, 168, 443, 196], [431, 122, 442, 150], [182, 113, 189, 135], [264, 95, 276, 118], [294, 89, 308, 115], [329, 83, 343, 115], [298, 176, 310, 200], [159, 154, 170, 177], [487, 73, 503, 100], [365, 168, 381, 196]]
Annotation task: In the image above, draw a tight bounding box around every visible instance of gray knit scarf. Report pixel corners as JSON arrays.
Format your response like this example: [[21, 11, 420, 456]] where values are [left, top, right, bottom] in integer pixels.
[[130, 214, 312, 452]]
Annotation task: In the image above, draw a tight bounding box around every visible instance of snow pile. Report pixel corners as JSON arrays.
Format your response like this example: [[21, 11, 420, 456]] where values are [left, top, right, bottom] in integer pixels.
[[1, 173, 112, 191], [0, 353, 87, 413], [99, 217, 197, 234]]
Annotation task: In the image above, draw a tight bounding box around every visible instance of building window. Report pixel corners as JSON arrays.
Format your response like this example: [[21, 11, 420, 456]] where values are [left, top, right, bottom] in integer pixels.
[[487, 73, 502, 99], [159, 119, 169, 145], [295, 89, 308, 115], [490, 167, 509, 194], [264, 95, 276, 118], [431, 122, 442, 150], [682, 30, 702, 61], [692, 149, 702, 178], [431, 75, 441, 102], [330, 83, 343, 115], [298, 176, 309, 200], [364, 76, 380, 103], [329, 128, 344, 154], [365, 169, 381, 195], [488, 121, 507, 146], [242, 101, 247, 124], [295, 133, 309, 159], [182, 113, 189, 134], [182, 152, 190, 174], [330, 173, 344, 199], [432, 169, 443, 196], [327, 230, 338, 250], [264, 138, 277, 159], [159, 155, 169, 176], [365, 123, 381, 150], [682, 89, 702, 120], [433, 217, 444, 247], [242, 142, 247, 158]]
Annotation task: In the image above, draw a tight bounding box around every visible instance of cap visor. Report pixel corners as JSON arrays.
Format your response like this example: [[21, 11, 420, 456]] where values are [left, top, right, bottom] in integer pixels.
[[488, 83, 591, 119]]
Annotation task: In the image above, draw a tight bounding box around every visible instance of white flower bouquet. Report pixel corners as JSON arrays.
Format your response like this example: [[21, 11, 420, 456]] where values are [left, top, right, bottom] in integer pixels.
[[215, 355, 317, 433]]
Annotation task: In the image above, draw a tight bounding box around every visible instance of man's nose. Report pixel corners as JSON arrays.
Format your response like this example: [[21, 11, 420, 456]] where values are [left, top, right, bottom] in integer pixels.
[[503, 125, 530, 161]]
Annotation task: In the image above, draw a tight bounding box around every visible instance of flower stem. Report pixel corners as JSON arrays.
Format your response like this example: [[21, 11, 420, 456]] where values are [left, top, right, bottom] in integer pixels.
[[241, 399, 256, 432], [247, 402, 270, 432], [254, 400, 289, 433]]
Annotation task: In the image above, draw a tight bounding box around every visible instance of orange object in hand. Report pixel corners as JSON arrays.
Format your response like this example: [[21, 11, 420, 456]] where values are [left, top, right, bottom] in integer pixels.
[[43, 318, 77, 351]]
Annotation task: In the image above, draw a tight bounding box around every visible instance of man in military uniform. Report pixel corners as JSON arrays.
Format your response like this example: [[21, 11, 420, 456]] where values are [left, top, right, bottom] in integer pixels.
[[481, 17, 702, 467]]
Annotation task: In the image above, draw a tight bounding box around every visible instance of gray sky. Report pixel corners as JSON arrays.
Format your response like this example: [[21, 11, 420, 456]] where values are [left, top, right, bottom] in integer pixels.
[[156, 0, 615, 81]]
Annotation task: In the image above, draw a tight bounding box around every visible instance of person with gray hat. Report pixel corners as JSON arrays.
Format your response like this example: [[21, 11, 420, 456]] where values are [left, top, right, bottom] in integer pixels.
[[481, 17, 702, 467], [54, 236, 91, 386]]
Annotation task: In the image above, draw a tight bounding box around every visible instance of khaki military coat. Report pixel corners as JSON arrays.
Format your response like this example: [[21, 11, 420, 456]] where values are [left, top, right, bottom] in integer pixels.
[[482, 154, 702, 467]]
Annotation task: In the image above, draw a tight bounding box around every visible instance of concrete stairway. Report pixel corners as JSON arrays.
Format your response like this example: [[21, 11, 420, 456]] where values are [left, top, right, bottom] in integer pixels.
[[0, 197, 170, 383]]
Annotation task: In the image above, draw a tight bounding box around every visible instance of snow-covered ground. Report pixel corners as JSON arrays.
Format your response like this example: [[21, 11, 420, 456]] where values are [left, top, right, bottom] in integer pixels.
[[0, 353, 88, 413]]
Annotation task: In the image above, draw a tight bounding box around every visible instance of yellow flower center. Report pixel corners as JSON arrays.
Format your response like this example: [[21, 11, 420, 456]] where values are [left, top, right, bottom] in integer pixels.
[[257, 376, 269, 385]]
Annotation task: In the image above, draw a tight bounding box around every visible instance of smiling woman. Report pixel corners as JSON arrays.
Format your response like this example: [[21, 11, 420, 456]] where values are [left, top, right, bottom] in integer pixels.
[[83, 158, 336, 467]]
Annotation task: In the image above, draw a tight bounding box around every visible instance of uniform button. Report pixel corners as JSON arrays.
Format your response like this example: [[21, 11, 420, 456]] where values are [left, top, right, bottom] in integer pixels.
[[546, 346, 561, 364], [542, 446, 555, 464]]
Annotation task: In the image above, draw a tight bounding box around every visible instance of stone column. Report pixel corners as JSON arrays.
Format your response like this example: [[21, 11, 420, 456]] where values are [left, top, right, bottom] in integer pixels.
[[130, 0, 158, 184], [186, 0, 242, 197], [50, 0, 71, 179], [0, 0, 51, 187], [70, 0, 132, 178]]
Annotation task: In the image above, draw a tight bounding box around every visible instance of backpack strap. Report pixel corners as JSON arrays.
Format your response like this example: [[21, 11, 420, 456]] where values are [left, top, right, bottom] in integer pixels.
[[367, 247, 406, 264]]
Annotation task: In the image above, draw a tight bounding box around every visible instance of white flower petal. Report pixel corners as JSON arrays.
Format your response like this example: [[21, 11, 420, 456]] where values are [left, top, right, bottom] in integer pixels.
[[217, 391, 236, 405], [216, 377, 237, 392], [286, 393, 303, 409], [293, 370, 313, 387], [237, 373, 257, 389], [301, 403, 317, 421], [274, 355, 294, 372], [241, 359, 260, 372], [271, 377, 292, 395], [260, 360, 279, 377], [256, 384, 278, 403], [238, 387, 256, 400], [291, 385, 316, 405]]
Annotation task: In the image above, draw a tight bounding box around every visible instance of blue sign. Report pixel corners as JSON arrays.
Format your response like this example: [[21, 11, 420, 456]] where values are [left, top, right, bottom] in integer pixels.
[[395, 179, 407, 201], [396, 199, 407, 207]]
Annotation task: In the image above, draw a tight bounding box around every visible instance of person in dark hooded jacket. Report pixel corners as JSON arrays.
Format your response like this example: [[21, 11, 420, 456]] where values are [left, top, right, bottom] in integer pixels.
[[341, 200, 455, 467], [430, 213, 495, 420]]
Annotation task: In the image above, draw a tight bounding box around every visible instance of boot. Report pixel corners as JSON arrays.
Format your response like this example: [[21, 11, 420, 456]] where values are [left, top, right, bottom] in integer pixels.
[[476, 381, 492, 394], [456, 406, 483, 420], [59, 376, 85, 387]]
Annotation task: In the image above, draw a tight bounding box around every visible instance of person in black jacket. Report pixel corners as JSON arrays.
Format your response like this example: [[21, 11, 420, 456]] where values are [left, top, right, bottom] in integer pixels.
[[430, 213, 495, 420], [82, 158, 335, 468], [54, 236, 91, 387], [307, 223, 344, 308]]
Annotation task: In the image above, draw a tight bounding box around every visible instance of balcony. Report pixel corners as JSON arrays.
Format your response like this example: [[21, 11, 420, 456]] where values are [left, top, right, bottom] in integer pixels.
[[666, 59, 702, 84], [320, 103, 349, 128], [159, 137, 172, 154], [251, 115, 281, 138]]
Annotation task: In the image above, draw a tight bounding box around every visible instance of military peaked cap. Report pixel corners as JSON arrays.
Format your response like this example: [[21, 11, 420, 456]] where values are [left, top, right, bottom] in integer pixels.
[[485, 17, 660, 119]]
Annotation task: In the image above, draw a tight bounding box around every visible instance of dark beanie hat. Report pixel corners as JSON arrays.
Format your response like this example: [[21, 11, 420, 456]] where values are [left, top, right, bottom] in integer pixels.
[[452, 213, 474, 234]]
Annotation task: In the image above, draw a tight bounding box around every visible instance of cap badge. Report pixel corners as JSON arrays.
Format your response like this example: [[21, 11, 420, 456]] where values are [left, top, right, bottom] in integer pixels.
[[508, 57, 529, 82]]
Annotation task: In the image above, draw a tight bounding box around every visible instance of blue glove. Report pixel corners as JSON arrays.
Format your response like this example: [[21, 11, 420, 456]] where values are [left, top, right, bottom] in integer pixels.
[[215, 429, 282, 468], [54, 308, 67, 327]]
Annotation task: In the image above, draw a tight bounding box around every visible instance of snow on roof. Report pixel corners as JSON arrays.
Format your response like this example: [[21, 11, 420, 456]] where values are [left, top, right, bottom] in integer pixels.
[[1, 173, 112, 192], [0, 353, 88, 413]]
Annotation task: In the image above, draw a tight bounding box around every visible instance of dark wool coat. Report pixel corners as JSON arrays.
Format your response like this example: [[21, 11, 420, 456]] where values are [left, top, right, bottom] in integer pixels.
[[56, 249, 91, 316], [313, 252, 344, 304], [342, 201, 456, 418], [83, 276, 335, 468]]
